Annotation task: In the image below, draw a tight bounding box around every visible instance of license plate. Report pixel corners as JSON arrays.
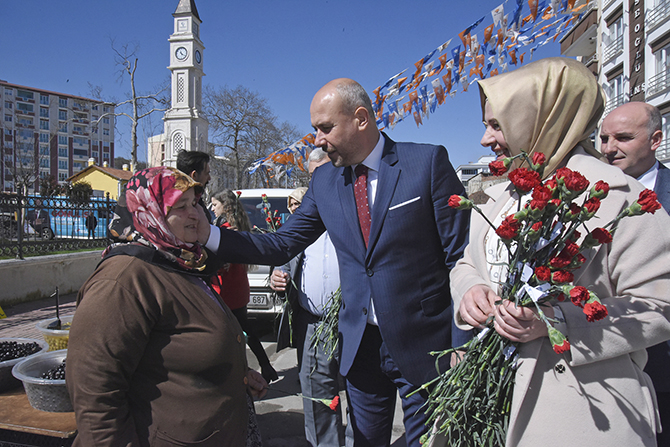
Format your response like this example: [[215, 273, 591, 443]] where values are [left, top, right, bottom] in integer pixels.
[[249, 294, 269, 307]]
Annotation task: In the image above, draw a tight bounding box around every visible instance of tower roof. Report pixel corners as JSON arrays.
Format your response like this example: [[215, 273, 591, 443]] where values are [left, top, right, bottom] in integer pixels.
[[174, 0, 200, 21]]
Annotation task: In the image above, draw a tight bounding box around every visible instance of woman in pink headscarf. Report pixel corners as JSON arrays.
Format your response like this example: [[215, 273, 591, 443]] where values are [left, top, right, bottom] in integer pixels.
[[67, 167, 266, 447]]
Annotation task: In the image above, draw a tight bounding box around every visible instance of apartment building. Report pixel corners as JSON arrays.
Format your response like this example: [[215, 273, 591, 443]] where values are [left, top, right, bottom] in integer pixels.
[[1, 80, 115, 193], [560, 0, 670, 162]]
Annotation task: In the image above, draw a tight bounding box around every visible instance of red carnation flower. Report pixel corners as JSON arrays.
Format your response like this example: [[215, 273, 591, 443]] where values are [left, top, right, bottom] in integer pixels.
[[329, 395, 340, 411], [582, 197, 601, 218], [592, 227, 612, 244], [568, 229, 581, 242], [508, 168, 541, 193], [489, 159, 510, 176], [535, 265, 551, 282], [569, 286, 590, 307], [495, 215, 521, 240], [530, 199, 548, 211], [584, 301, 608, 322], [531, 221, 543, 231], [545, 178, 558, 194], [564, 171, 589, 193], [550, 252, 572, 269], [552, 270, 574, 284], [261, 194, 267, 198], [531, 152, 546, 167], [638, 189, 662, 214], [553, 339, 571, 354], [555, 167, 572, 180], [532, 185, 553, 201], [557, 292, 566, 302], [590, 180, 610, 199], [565, 202, 582, 220], [448, 195, 473, 210]]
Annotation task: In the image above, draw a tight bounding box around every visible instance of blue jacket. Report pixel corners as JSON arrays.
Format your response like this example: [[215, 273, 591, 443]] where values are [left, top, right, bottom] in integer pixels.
[[644, 162, 670, 393], [215, 134, 470, 385]]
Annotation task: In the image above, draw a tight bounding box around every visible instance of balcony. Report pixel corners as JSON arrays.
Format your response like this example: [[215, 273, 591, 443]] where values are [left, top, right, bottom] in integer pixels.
[[657, 139, 670, 163], [603, 34, 624, 64], [647, 0, 670, 33], [603, 0, 620, 12], [604, 94, 625, 116], [646, 68, 670, 98], [560, 4, 598, 58]]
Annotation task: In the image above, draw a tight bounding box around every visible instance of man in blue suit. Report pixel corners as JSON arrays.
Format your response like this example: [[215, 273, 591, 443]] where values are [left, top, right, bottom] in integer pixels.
[[201, 78, 470, 446], [601, 101, 670, 446]]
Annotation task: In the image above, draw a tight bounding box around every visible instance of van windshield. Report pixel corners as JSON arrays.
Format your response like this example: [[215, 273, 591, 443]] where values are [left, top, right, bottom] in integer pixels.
[[239, 197, 291, 233]]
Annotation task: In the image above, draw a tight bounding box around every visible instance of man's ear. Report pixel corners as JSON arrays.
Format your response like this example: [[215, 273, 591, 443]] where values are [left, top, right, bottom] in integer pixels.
[[650, 130, 663, 152], [354, 106, 370, 130], [189, 170, 198, 180]]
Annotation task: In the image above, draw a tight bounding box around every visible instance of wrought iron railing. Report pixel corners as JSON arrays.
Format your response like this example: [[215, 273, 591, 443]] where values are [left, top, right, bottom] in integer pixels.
[[603, 34, 624, 63], [646, 68, 670, 98], [0, 193, 116, 259], [647, 0, 670, 31], [604, 94, 625, 116]]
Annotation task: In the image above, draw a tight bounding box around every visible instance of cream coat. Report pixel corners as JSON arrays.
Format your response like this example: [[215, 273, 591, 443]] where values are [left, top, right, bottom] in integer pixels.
[[444, 149, 670, 447]]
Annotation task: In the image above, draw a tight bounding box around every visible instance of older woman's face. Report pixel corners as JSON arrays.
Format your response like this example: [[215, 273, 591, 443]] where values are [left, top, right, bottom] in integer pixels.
[[481, 101, 511, 160], [166, 188, 200, 244], [288, 197, 301, 214], [210, 197, 225, 218]]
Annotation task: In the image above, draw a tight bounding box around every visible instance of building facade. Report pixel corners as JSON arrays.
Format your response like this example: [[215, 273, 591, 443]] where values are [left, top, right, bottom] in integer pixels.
[[1, 80, 115, 193], [560, 0, 670, 162]]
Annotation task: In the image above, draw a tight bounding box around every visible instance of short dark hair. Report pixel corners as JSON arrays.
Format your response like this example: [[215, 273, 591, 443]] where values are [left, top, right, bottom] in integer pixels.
[[176, 150, 210, 176]]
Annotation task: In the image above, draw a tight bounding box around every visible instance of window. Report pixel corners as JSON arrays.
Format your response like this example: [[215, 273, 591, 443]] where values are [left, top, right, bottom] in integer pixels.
[[103, 129, 110, 136], [73, 137, 87, 146], [18, 117, 33, 127], [16, 103, 34, 113], [92, 105, 98, 111], [4, 128, 10, 136], [58, 97, 67, 107], [58, 147, 67, 157], [39, 107, 49, 118], [39, 145, 49, 156], [4, 88, 12, 95], [59, 123, 67, 133], [103, 117, 110, 124], [73, 125, 85, 134], [461, 168, 478, 175], [40, 159, 49, 168], [40, 94, 49, 105], [40, 120, 49, 130], [4, 115, 11, 122], [58, 160, 67, 170], [74, 149, 88, 157], [39, 133, 49, 143], [58, 110, 67, 120], [4, 102, 11, 109], [58, 172, 67, 181], [103, 106, 109, 113], [58, 135, 67, 145], [73, 101, 85, 109], [655, 42, 670, 76], [92, 126, 98, 134], [92, 150, 98, 159], [16, 89, 34, 101], [18, 129, 33, 139]]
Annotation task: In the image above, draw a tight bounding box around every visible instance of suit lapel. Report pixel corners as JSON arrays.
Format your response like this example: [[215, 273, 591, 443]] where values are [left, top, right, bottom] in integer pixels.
[[368, 138, 400, 255], [655, 164, 670, 211], [338, 166, 367, 253]]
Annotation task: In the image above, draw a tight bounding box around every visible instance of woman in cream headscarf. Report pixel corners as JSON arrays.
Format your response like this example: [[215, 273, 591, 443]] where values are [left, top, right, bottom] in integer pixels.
[[445, 58, 670, 446]]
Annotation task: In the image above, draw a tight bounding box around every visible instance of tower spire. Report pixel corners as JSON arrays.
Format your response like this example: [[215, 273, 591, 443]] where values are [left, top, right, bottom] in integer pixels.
[[174, 0, 200, 21]]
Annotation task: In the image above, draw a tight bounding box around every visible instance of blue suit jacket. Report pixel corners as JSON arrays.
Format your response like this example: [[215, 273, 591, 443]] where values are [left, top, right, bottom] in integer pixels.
[[215, 134, 470, 385], [645, 162, 670, 393]]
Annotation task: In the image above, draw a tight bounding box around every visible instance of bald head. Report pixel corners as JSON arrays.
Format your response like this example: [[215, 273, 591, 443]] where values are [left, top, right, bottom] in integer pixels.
[[600, 102, 663, 179], [310, 78, 380, 167]]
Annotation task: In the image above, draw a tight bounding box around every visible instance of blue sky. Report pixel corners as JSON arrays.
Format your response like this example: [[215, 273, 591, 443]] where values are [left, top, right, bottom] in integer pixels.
[[1, 0, 562, 170]]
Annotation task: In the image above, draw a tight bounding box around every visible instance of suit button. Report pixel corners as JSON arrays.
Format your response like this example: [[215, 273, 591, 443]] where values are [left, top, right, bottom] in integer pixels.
[[366, 269, 374, 277], [362, 308, 368, 315], [555, 364, 565, 374], [237, 335, 242, 343]]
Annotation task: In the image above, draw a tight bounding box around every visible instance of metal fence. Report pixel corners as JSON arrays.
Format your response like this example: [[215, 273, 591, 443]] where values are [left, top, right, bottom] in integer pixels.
[[0, 193, 116, 259]]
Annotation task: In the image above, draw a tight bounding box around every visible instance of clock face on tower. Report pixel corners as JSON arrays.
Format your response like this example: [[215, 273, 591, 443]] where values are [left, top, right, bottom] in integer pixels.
[[195, 50, 201, 64], [175, 47, 188, 61]]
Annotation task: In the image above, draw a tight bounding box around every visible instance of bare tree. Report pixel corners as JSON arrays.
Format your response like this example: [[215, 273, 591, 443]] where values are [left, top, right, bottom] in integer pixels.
[[203, 85, 304, 188], [90, 40, 169, 170]]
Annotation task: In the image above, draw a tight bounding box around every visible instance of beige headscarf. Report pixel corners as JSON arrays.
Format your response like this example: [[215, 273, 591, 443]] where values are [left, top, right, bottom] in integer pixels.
[[478, 57, 605, 178], [287, 187, 308, 213]]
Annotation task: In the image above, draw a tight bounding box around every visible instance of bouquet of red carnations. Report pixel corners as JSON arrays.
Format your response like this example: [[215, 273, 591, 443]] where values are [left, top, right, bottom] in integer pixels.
[[253, 193, 283, 233], [415, 152, 662, 446]]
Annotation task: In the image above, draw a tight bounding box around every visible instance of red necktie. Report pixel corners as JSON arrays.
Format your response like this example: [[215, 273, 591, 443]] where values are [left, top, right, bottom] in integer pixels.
[[354, 164, 371, 247]]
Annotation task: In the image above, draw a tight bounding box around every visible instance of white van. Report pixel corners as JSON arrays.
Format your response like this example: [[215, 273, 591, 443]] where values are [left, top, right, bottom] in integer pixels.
[[235, 188, 295, 319]]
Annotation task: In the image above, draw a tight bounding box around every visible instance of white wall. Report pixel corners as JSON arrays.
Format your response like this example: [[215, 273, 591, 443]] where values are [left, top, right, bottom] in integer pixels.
[[0, 251, 102, 305]]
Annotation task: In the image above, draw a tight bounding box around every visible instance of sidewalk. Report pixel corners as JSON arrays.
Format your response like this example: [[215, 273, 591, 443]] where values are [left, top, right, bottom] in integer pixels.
[[0, 295, 407, 446]]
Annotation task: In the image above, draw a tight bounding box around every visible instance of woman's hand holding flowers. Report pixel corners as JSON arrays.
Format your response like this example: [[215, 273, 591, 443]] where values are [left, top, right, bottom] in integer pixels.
[[460, 284, 499, 329], [494, 300, 554, 343]]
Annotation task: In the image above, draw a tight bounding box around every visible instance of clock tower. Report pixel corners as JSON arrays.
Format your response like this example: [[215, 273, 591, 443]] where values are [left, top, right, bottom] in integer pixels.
[[149, 0, 209, 168]]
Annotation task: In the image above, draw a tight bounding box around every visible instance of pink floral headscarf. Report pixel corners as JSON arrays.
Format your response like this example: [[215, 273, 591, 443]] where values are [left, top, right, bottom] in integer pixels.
[[109, 166, 207, 270]]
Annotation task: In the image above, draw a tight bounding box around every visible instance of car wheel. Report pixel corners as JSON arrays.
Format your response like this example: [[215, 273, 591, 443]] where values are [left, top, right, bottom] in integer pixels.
[[41, 227, 54, 240]]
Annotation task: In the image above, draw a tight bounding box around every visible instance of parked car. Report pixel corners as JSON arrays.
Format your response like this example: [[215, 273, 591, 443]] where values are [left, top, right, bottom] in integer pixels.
[[234, 188, 295, 319]]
